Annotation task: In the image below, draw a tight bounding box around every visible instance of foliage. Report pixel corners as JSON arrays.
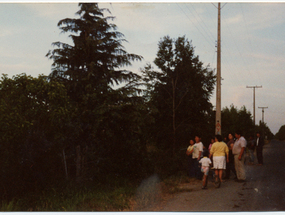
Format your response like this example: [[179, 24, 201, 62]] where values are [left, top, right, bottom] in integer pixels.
[[0, 179, 135, 211], [141, 35, 216, 176], [46, 3, 149, 182], [275, 125, 285, 141], [221, 105, 274, 140], [221, 104, 254, 138], [0, 73, 70, 199], [255, 121, 274, 140], [1, 2, 274, 208]]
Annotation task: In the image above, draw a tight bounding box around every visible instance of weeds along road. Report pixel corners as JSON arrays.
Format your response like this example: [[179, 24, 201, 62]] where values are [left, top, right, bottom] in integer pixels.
[[155, 140, 285, 211]]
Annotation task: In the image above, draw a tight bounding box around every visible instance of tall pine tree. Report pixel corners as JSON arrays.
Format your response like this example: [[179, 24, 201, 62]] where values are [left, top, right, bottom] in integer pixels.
[[46, 3, 145, 181]]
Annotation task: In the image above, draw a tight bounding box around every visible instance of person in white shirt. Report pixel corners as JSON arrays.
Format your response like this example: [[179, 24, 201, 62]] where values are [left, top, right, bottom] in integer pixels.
[[193, 135, 204, 180], [199, 150, 212, 189], [232, 130, 247, 182]]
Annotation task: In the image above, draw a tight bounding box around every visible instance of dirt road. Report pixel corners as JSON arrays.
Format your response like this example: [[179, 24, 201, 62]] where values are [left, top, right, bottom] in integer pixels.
[[144, 140, 285, 211]]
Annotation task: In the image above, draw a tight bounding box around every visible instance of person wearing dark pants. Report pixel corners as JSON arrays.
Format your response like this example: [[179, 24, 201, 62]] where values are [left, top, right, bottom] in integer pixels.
[[256, 131, 264, 165], [186, 139, 195, 177], [225, 133, 237, 179], [192, 135, 204, 180]]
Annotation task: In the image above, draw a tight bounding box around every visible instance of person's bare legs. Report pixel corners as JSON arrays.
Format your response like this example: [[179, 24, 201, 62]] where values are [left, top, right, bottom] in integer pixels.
[[215, 169, 219, 182], [202, 174, 208, 188], [219, 169, 224, 182]]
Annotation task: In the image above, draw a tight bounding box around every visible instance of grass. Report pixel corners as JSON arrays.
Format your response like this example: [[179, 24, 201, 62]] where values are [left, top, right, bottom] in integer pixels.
[[161, 172, 198, 194], [0, 173, 198, 211], [0, 180, 136, 211]]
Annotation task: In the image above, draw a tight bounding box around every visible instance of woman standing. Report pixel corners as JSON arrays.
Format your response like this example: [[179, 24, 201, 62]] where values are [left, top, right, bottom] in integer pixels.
[[208, 137, 215, 152], [210, 135, 229, 185], [186, 139, 195, 177]]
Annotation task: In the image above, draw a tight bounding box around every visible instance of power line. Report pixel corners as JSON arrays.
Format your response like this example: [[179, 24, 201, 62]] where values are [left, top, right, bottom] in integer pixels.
[[176, 3, 216, 52], [212, 3, 227, 9], [188, 4, 216, 41], [239, 3, 263, 85], [223, 19, 254, 82]]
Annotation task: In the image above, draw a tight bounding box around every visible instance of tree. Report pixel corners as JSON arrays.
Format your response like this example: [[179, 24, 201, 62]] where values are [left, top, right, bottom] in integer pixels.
[[221, 104, 254, 138], [46, 3, 146, 181], [275, 125, 285, 141], [0, 74, 70, 199], [255, 121, 274, 140], [142, 36, 215, 175]]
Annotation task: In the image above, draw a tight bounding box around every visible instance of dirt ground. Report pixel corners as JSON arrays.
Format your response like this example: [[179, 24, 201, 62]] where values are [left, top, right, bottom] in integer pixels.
[[132, 139, 285, 212]]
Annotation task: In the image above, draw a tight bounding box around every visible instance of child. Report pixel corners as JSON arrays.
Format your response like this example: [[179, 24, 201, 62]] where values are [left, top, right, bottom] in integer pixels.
[[199, 150, 212, 189]]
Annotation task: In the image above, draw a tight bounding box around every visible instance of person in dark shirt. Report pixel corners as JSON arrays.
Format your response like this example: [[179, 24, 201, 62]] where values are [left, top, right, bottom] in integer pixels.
[[256, 131, 265, 165], [225, 133, 237, 180]]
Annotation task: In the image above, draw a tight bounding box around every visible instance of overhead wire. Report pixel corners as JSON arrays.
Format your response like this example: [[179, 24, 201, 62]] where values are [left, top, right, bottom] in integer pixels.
[[188, 4, 216, 42], [239, 3, 263, 85], [176, 3, 248, 93], [206, 4, 219, 29], [176, 3, 216, 53], [221, 28, 246, 83], [211, 3, 252, 109], [222, 15, 254, 84], [212, 3, 243, 86]]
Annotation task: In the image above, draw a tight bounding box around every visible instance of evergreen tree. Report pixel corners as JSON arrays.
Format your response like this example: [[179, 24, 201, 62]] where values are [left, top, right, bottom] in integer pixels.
[[46, 3, 145, 181]]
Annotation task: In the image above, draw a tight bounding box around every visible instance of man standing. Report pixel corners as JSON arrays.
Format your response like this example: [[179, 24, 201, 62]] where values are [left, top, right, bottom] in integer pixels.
[[232, 131, 247, 182], [193, 135, 204, 180], [256, 131, 264, 165]]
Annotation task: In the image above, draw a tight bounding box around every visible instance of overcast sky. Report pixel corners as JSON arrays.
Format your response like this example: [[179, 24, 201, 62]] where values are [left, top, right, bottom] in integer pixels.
[[0, 1, 284, 135]]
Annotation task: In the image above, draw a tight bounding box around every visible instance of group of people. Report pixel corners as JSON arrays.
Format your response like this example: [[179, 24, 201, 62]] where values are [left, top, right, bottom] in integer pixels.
[[186, 131, 264, 189]]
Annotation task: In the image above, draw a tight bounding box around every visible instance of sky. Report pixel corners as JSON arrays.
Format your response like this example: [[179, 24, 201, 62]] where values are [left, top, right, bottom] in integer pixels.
[[0, 1, 284, 135]]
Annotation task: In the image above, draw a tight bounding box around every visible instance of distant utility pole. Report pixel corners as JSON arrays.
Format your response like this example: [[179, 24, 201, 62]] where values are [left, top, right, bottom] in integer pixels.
[[215, 2, 221, 135], [258, 106, 268, 123], [246, 85, 262, 126]]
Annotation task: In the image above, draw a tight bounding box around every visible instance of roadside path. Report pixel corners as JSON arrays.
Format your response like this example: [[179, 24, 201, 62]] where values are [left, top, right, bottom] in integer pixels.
[[153, 140, 285, 211]]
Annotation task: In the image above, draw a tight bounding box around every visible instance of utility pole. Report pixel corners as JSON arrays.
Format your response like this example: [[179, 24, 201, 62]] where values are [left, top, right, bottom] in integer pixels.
[[246, 85, 262, 127], [215, 2, 221, 135], [258, 106, 268, 123], [258, 106, 268, 137]]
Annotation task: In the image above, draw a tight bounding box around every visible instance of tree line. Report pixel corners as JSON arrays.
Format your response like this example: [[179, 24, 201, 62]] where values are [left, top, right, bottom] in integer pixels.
[[275, 125, 285, 141], [0, 3, 273, 200]]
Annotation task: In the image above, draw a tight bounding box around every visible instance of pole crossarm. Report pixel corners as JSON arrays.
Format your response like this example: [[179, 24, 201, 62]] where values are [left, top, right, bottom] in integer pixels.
[[246, 86, 262, 88]]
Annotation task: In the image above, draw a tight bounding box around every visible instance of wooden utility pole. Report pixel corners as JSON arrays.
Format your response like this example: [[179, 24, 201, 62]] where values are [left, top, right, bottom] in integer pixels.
[[258, 106, 268, 123], [246, 85, 262, 126], [215, 2, 221, 135], [258, 106, 268, 137]]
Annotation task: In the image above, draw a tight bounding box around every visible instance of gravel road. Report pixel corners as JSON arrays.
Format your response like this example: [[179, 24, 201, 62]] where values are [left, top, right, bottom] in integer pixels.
[[148, 140, 285, 211]]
